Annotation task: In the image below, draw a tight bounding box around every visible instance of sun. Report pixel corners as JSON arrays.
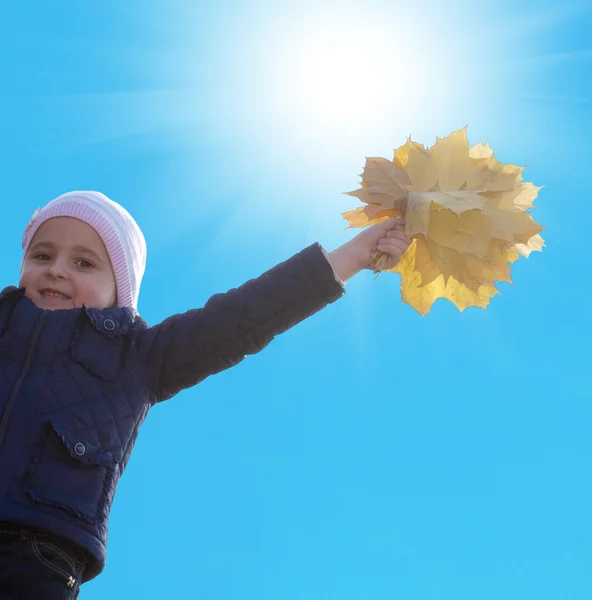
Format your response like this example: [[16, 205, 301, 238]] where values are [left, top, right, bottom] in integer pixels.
[[254, 14, 438, 134], [289, 34, 383, 123]]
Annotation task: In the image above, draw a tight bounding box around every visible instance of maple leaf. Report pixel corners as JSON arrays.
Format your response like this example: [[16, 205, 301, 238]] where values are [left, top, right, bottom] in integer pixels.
[[343, 126, 544, 315]]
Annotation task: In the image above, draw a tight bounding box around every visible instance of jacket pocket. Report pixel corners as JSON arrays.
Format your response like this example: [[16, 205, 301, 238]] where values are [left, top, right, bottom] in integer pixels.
[[24, 422, 120, 524], [69, 310, 130, 382]]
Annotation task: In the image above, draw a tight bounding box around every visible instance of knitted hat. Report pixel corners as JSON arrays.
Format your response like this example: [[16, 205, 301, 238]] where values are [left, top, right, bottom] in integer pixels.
[[22, 191, 147, 309]]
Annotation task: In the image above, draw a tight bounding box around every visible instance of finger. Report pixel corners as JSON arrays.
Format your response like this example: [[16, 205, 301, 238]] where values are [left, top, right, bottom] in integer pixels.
[[388, 225, 407, 235], [385, 240, 409, 250], [380, 232, 410, 244], [374, 218, 407, 241], [377, 239, 410, 255], [382, 217, 405, 228], [385, 230, 410, 242], [383, 235, 411, 249], [391, 223, 407, 233]]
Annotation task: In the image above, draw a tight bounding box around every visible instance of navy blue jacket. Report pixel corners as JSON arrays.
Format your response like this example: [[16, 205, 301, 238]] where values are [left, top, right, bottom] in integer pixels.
[[0, 243, 344, 581]]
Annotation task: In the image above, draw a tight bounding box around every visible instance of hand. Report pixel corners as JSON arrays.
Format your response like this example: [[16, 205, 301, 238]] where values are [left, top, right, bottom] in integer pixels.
[[327, 218, 411, 283], [351, 218, 411, 271]]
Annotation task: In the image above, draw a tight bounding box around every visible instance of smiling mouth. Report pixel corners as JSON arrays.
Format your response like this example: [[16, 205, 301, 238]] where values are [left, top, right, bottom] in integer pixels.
[[40, 289, 71, 300]]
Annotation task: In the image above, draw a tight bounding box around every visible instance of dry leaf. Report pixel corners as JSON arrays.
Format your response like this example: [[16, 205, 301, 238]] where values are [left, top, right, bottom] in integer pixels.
[[343, 126, 544, 315]]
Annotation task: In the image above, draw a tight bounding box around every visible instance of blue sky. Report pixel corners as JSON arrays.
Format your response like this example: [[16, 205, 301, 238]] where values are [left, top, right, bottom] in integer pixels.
[[1, 0, 590, 598]]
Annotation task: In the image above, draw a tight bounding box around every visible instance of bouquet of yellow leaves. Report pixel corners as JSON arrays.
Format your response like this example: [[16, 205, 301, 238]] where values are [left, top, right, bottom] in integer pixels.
[[343, 126, 544, 316]]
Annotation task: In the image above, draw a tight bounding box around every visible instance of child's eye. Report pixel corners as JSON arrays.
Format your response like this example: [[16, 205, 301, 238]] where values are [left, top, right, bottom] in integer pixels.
[[32, 254, 93, 268], [75, 259, 94, 268]]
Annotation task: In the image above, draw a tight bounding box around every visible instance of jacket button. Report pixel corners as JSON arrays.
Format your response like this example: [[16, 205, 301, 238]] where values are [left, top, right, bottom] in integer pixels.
[[103, 319, 115, 331], [75, 443, 86, 456]]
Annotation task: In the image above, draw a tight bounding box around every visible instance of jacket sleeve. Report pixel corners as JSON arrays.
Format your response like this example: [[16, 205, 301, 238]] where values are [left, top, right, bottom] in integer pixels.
[[139, 243, 345, 403]]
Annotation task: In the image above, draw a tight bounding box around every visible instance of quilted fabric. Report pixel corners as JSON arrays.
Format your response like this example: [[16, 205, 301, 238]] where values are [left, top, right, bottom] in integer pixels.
[[0, 243, 344, 581]]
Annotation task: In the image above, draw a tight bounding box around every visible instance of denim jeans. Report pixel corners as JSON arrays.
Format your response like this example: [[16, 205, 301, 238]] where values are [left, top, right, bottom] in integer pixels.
[[0, 523, 86, 599]]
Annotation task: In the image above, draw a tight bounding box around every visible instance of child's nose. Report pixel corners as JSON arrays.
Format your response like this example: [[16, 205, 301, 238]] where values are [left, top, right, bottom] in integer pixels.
[[48, 258, 69, 278]]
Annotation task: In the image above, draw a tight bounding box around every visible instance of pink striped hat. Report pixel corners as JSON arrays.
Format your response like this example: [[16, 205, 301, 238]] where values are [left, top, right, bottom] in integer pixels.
[[22, 191, 147, 309]]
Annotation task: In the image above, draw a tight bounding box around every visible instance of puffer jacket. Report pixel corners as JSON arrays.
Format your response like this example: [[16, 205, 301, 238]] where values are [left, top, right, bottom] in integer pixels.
[[0, 243, 344, 581]]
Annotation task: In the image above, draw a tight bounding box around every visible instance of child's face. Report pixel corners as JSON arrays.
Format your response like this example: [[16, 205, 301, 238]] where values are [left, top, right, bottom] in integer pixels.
[[19, 217, 117, 310]]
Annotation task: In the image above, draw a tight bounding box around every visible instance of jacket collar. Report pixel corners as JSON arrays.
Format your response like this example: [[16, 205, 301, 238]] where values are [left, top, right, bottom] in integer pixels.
[[0, 286, 26, 303], [82, 306, 138, 337], [0, 285, 140, 337]]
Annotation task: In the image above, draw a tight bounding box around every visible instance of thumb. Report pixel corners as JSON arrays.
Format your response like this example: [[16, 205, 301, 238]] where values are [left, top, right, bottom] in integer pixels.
[[378, 217, 406, 233]]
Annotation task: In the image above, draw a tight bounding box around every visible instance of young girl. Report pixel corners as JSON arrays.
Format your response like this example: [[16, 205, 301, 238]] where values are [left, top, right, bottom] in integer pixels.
[[0, 191, 409, 599]]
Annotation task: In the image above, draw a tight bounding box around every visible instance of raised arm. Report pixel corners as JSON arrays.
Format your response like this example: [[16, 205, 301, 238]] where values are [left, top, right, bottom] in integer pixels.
[[139, 243, 345, 403]]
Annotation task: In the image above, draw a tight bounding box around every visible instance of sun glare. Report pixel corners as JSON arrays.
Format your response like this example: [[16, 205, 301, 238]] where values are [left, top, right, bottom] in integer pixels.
[[292, 38, 383, 122], [256, 15, 442, 135]]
